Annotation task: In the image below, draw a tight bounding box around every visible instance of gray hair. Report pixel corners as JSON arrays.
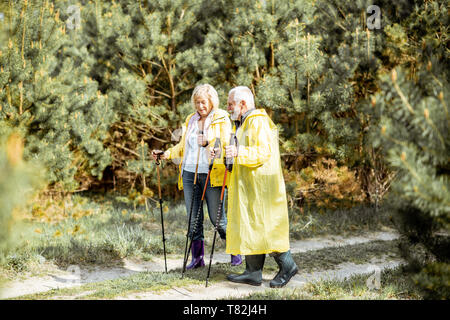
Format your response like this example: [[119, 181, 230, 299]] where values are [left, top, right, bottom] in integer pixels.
[[229, 86, 255, 109], [191, 84, 220, 110]]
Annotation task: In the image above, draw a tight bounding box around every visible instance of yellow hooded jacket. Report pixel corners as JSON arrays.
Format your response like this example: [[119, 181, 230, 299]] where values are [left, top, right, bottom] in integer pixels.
[[164, 109, 232, 190], [225, 109, 290, 255]]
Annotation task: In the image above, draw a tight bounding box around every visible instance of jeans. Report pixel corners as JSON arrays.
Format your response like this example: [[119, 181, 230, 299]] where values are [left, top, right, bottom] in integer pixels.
[[182, 170, 227, 241]]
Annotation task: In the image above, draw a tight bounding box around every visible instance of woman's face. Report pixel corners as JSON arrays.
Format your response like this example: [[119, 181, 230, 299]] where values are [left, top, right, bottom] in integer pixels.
[[194, 95, 212, 118]]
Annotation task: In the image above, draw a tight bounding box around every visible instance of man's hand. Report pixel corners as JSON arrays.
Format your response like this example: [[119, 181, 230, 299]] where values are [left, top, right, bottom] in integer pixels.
[[151, 150, 166, 161], [225, 145, 238, 158], [209, 146, 221, 159]]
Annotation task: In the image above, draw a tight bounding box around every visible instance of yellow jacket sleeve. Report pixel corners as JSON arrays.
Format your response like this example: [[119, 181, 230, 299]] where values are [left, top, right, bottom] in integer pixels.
[[164, 140, 183, 160], [164, 113, 194, 160]]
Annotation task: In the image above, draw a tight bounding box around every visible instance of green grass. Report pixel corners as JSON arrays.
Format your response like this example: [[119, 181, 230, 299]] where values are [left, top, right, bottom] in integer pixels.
[[289, 203, 394, 240], [1, 192, 203, 274], [183, 239, 402, 283], [236, 266, 423, 300], [5, 238, 402, 300], [8, 270, 203, 300], [0, 191, 393, 280], [286, 239, 401, 274], [6, 260, 246, 300]]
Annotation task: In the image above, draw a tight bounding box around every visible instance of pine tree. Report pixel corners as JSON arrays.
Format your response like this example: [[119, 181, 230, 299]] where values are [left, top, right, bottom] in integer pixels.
[[55, 0, 209, 195], [375, 65, 449, 299], [192, 0, 376, 207], [194, 0, 293, 103], [196, 0, 378, 163], [375, 66, 449, 227], [266, 15, 329, 156], [367, 0, 449, 229], [367, 0, 449, 298], [0, 127, 41, 261], [0, 0, 112, 192]]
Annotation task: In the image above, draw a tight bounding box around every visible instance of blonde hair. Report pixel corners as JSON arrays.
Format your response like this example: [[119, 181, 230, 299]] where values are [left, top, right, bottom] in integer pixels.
[[191, 84, 220, 111]]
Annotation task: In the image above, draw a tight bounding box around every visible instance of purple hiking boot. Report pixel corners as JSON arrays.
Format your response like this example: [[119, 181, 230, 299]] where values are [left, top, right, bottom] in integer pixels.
[[186, 239, 205, 269], [231, 254, 242, 266]]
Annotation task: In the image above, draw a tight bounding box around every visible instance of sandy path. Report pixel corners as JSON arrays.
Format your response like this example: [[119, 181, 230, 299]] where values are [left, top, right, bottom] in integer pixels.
[[0, 230, 399, 299], [117, 257, 405, 300]]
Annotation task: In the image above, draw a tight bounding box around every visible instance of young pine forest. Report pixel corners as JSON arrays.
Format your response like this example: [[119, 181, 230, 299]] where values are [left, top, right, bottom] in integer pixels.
[[0, 0, 448, 300]]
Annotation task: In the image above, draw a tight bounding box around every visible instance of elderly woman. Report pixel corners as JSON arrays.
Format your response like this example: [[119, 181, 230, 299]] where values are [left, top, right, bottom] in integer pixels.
[[152, 84, 242, 269]]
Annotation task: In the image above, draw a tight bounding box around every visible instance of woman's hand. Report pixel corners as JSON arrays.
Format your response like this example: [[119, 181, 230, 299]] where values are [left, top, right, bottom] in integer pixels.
[[151, 150, 166, 161], [197, 133, 208, 147]]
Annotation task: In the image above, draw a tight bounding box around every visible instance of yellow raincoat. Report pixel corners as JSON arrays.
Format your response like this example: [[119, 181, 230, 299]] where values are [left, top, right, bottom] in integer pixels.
[[164, 109, 231, 190], [225, 109, 290, 255]]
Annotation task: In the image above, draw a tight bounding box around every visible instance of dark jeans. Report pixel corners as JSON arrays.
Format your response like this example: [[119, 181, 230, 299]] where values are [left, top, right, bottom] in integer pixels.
[[182, 170, 227, 241]]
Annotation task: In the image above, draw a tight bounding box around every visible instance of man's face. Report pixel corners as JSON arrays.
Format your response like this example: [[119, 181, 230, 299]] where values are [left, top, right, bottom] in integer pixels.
[[227, 93, 242, 121]]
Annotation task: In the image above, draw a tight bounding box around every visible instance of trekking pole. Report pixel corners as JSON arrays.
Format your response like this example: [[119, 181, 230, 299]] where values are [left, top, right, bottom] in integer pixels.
[[181, 128, 204, 277], [206, 133, 236, 287], [183, 138, 221, 276], [155, 151, 168, 273]]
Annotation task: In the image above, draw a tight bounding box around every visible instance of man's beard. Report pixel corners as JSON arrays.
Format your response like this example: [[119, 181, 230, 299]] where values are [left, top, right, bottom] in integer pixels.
[[230, 108, 240, 121]]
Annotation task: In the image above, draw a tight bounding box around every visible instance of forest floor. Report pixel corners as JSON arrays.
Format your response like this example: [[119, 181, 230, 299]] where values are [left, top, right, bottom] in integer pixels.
[[2, 229, 418, 300], [1, 194, 423, 300]]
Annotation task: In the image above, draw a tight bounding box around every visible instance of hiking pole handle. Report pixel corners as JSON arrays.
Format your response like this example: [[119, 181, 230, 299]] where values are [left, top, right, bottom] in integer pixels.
[[154, 151, 164, 199], [154, 150, 164, 166], [225, 133, 236, 172], [211, 138, 221, 166], [201, 138, 221, 200]]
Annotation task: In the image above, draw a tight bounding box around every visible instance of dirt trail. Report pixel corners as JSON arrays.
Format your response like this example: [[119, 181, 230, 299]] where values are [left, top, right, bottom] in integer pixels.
[[0, 230, 400, 300], [118, 257, 404, 300]]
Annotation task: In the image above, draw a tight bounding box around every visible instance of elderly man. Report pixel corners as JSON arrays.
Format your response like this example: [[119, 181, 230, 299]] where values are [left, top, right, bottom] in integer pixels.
[[213, 86, 298, 288]]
